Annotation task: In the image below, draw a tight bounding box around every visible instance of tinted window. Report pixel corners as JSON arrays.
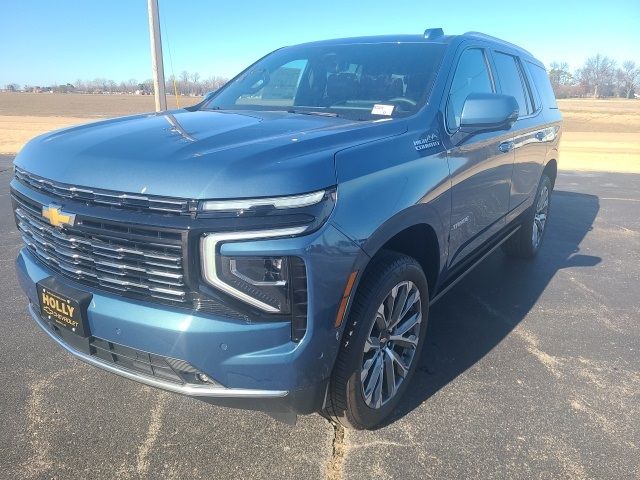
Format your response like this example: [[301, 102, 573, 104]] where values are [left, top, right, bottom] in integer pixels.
[[527, 62, 558, 109], [446, 48, 493, 130], [493, 52, 532, 116], [204, 43, 446, 120]]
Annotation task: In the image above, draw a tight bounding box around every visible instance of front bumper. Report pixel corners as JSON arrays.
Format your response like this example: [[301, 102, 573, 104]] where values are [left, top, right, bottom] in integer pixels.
[[16, 219, 361, 413], [27, 303, 287, 399]]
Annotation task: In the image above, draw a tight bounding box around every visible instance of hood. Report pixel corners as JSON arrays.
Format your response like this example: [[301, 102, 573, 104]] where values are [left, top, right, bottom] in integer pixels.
[[14, 109, 406, 199]]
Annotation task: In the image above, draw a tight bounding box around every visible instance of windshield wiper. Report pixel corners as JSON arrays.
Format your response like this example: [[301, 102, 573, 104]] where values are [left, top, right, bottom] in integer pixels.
[[287, 109, 339, 118]]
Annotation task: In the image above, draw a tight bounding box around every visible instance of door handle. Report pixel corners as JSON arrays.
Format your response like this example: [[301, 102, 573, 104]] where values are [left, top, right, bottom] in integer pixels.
[[534, 131, 546, 141], [498, 141, 514, 153]]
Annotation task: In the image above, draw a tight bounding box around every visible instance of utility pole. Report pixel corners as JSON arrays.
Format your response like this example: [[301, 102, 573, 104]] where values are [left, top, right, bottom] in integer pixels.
[[147, 0, 167, 111]]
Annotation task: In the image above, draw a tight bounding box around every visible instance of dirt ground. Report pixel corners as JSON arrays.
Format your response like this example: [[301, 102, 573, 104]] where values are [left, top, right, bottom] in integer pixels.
[[0, 92, 638, 173], [0, 92, 201, 117]]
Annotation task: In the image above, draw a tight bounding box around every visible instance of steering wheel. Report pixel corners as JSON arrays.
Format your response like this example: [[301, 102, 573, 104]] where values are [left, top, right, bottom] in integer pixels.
[[388, 97, 417, 109]]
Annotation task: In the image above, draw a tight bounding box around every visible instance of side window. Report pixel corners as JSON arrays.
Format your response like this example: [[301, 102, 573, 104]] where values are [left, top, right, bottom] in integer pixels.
[[446, 48, 493, 131], [493, 52, 533, 116], [527, 62, 558, 109]]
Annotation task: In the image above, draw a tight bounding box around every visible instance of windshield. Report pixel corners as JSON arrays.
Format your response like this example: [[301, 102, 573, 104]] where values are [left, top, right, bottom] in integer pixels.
[[202, 42, 446, 120]]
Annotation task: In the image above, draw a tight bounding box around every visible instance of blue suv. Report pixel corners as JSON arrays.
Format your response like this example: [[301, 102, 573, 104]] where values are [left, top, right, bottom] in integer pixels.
[[12, 29, 561, 429]]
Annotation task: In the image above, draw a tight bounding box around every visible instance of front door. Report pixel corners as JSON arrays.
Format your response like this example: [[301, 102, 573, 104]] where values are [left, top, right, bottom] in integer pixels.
[[444, 46, 514, 269]]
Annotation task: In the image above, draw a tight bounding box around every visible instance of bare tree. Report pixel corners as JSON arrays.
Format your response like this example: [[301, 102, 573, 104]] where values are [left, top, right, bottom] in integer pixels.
[[204, 75, 228, 93], [616, 61, 639, 99], [126, 78, 138, 93], [548, 61, 573, 91], [576, 54, 617, 97], [142, 78, 154, 94], [191, 72, 201, 95], [6, 73, 228, 97], [179, 70, 190, 95], [165, 74, 176, 94]]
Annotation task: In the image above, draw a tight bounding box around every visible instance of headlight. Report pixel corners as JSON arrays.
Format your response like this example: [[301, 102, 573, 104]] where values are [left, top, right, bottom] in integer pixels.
[[200, 226, 307, 313], [218, 256, 291, 313], [199, 189, 335, 323], [197, 189, 337, 233], [201, 190, 326, 212]]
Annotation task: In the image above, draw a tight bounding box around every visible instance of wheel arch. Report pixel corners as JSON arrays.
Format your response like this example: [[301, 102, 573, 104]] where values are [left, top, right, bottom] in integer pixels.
[[354, 205, 447, 300]]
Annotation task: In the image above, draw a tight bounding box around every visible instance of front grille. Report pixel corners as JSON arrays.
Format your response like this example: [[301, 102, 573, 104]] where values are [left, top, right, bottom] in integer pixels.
[[15, 166, 196, 216], [13, 192, 188, 304]]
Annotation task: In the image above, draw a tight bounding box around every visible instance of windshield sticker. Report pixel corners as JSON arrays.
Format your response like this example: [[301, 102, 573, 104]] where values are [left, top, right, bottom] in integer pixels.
[[413, 132, 441, 152], [371, 104, 395, 116]]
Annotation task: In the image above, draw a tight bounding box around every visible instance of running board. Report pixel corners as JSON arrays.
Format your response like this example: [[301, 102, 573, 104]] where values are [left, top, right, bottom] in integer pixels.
[[430, 225, 521, 305]]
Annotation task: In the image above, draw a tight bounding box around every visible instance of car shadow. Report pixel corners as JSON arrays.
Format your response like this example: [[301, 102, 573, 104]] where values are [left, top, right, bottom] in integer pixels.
[[387, 190, 601, 425]]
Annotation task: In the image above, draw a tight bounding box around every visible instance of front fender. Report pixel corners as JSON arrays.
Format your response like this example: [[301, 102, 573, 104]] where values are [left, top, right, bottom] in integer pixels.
[[330, 128, 452, 313]]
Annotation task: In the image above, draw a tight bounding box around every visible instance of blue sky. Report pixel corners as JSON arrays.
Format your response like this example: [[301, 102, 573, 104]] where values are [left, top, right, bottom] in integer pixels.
[[1, 0, 639, 86]]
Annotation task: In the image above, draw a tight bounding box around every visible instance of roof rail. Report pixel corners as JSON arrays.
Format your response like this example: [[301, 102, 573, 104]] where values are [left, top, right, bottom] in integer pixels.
[[463, 31, 534, 57], [424, 28, 444, 40]]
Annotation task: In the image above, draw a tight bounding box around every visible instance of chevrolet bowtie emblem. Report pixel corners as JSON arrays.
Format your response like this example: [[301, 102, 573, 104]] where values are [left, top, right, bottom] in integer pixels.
[[42, 204, 76, 228]]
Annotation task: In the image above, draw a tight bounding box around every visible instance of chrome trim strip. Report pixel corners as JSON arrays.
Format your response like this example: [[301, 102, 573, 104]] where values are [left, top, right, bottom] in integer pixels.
[[200, 226, 308, 313], [15, 166, 193, 214], [28, 304, 288, 399]]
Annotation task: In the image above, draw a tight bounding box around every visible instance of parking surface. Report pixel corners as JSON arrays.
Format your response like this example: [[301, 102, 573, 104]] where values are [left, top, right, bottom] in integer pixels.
[[0, 154, 638, 479]]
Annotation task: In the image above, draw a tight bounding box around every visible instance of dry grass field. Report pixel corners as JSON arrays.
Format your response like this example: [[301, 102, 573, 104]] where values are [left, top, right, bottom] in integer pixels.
[[0, 92, 201, 154], [0, 92, 638, 172], [558, 98, 640, 173]]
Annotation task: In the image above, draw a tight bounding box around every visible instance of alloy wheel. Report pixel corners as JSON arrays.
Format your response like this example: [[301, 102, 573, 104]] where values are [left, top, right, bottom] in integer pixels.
[[360, 280, 422, 409], [532, 184, 549, 249]]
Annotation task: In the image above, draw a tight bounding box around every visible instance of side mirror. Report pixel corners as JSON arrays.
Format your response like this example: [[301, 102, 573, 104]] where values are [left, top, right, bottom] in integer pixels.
[[459, 93, 519, 132]]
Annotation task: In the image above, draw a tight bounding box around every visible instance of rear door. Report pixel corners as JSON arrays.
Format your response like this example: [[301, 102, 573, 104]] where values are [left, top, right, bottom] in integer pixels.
[[490, 51, 549, 217], [444, 46, 514, 269]]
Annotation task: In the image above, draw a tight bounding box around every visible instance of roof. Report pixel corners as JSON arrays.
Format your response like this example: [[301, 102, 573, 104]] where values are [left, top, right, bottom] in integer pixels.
[[463, 31, 535, 58], [291, 30, 539, 63], [294, 34, 456, 47]]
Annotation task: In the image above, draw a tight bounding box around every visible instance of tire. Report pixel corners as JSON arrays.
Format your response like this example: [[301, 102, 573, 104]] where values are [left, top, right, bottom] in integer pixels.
[[324, 250, 429, 429], [502, 173, 553, 259]]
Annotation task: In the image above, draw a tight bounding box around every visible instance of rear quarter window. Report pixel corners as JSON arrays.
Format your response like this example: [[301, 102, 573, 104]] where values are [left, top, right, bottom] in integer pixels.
[[527, 62, 558, 109]]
